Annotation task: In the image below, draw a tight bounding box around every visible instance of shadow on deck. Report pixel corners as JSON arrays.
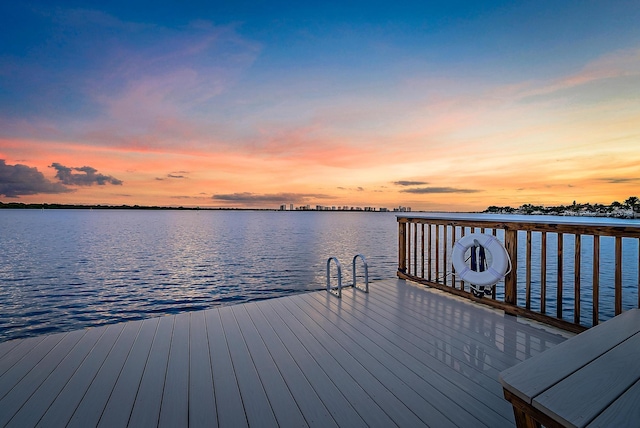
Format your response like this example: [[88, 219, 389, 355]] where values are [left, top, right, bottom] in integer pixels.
[[0, 278, 570, 427]]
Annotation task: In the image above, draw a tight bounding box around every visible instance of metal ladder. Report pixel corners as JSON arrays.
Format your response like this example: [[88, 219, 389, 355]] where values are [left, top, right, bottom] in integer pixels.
[[326, 254, 369, 298]]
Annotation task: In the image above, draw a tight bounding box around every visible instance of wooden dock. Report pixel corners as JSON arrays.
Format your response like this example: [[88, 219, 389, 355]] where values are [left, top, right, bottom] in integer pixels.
[[0, 278, 569, 427]]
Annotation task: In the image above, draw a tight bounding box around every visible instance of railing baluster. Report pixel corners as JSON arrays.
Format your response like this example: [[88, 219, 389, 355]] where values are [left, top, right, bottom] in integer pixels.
[[557, 233, 563, 319], [541, 231, 547, 314], [459, 227, 466, 291], [526, 230, 532, 310], [443, 225, 448, 287], [491, 228, 497, 299], [451, 226, 456, 287], [413, 223, 418, 276], [574, 234, 581, 325], [421, 224, 425, 278], [427, 223, 432, 282], [615, 236, 622, 315], [435, 225, 440, 283], [593, 235, 600, 326], [407, 222, 412, 276]]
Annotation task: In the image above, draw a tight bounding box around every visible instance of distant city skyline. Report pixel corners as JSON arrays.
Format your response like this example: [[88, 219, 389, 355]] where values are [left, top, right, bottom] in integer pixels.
[[1, 1, 639, 211], [279, 204, 410, 212]]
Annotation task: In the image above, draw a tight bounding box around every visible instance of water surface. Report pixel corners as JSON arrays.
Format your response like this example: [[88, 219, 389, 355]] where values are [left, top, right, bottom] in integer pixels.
[[0, 209, 397, 341]]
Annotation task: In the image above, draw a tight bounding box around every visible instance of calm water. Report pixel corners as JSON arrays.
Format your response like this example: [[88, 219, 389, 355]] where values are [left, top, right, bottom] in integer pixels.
[[0, 210, 398, 342], [1, 210, 638, 342]]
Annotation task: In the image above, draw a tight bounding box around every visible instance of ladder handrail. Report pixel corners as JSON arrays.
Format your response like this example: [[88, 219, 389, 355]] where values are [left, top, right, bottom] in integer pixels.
[[352, 254, 369, 293], [326, 257, 343, 298]]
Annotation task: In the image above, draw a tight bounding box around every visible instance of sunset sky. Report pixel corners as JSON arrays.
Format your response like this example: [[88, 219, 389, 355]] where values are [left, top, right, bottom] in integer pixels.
[[1, 1, 639, 211]]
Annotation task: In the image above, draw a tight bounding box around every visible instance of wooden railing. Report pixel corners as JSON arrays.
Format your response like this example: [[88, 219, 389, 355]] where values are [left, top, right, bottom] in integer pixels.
[[397, 214, 640, 333]]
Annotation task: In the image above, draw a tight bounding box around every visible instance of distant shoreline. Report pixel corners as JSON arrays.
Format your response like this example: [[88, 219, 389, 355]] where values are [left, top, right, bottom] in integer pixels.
[[2, 201, 638, 219], [0, 202, 389, 212], [0, 202, 273, 211]]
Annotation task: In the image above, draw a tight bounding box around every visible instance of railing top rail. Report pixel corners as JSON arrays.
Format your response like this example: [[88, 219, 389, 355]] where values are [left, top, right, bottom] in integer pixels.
[[397, 213, 640, 238]]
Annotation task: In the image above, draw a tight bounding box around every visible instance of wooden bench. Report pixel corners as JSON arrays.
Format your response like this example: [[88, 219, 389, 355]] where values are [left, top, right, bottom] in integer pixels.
[[499, 308, 640, 428]]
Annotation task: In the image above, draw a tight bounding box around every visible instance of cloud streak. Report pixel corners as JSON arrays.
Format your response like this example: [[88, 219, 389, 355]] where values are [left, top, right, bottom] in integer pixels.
[[599, 177, 640, 184], [400, 187, 480, 194], [394, 181, 429, 186], [0, 160, 71, 197], [212, 192, 333, 205]]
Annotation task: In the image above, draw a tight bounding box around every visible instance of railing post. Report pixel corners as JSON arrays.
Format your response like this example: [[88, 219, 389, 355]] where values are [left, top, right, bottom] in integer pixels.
[[398, 219, 407, 275], [504, 229, 518, 305]]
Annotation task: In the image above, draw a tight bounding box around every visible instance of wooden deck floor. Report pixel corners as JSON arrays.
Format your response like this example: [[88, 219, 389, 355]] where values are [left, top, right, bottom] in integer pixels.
[[0, 278, 570, 427]]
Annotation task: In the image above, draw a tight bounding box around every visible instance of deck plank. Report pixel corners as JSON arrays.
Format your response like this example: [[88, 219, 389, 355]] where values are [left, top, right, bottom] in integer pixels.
[[0, 278, 571, 427], [248, 301, 350, 427], [2, 327, 107, 428], [232, 304, 309, 427], [204, 308, 247, 428], [218, 306, 278, 427], [363, 290, 510, 395], [339, 291, 504, 379], [373, 280, 563, 361], [97, 317, 160, 427], [159, 312, 191, 428], [188, 310, 217, 428], [334, 286, 518, 400], [282, 293, 450, 427], [312, 295, 512, 426], [35, 323, 125, 427], [302, 291, 506, 427], [67, 320, 143, 427], [258, 297, 394, 428], [377, 279, 567, 360], [128, 315, 174, 427], [0, 329, 87, 427], [0, 338, 22, 361], [0, 335, 47, 378], [0, 333, 67, 398]]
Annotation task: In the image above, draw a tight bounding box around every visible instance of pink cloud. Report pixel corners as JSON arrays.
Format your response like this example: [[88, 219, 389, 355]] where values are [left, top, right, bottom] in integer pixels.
[[513, 47, 640, 99]]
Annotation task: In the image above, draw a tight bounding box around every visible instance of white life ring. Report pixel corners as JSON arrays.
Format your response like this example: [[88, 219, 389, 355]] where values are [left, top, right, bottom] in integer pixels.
[[451, 233, 510, 287]]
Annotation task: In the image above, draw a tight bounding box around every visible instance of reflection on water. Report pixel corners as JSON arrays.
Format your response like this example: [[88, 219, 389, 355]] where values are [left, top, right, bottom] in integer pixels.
[[0, 210, 398, 342]]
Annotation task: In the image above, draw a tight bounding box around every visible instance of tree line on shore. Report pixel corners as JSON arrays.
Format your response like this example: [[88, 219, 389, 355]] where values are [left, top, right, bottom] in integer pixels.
[[0, 202, 211, 210], [484, 196, 639, 216]]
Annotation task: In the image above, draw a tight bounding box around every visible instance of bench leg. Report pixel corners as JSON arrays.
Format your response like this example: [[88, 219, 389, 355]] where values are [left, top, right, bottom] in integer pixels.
[[512, 406, 542, 428], [503, 389, 554, 428]]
